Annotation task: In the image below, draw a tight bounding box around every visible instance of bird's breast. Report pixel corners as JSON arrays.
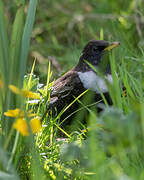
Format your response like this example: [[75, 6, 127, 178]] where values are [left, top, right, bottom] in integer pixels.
[[78, 71, 113, 93]]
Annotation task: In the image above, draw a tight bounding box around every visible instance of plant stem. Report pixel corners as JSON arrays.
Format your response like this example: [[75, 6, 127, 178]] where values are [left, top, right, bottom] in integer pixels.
[[6, 131, 19, 171]]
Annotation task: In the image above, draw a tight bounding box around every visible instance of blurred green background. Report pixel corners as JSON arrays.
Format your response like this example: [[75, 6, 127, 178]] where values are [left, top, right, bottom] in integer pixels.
[[5, 0, 144, 81]]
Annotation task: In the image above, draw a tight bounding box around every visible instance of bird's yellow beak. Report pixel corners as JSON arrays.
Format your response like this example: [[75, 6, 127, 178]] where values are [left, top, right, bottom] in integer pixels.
[[104, 41, 120, 51]]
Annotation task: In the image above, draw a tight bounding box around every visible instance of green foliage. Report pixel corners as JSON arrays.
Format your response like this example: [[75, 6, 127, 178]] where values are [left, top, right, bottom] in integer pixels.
[[0, 0, 144, 179], [0, 0, 39, 179]]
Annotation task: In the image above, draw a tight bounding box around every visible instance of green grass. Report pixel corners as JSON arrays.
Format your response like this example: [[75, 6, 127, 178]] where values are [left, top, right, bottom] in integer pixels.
[[0, 0, 144, 179]]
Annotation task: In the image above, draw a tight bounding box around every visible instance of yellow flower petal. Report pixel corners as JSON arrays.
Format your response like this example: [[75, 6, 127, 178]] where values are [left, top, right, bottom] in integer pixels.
[[13, 118, 28, 136], [28, 113, 37, 117], [21, 89, 40, 99], [4, 108, 24, 117], [9, 84, 40, 99], [27, 110, 36, 117], [9, 85, 20, 94], [30, 117, 41, 134]]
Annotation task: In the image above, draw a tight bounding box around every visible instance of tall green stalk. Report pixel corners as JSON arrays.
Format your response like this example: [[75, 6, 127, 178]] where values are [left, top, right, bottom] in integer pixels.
[[0, 0, 38, 177], [20, 0, 38, 86]]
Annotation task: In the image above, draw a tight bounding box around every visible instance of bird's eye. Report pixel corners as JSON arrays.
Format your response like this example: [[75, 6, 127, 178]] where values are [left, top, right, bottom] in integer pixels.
[[92, 47, 98, 52]]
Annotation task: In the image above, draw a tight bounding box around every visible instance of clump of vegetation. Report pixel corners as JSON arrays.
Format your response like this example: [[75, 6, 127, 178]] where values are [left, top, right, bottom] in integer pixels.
[[0, 0, 144, 179]]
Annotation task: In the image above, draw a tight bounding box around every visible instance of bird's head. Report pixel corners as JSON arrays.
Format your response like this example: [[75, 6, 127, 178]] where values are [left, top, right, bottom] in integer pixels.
[[77, 40, 120, 72]]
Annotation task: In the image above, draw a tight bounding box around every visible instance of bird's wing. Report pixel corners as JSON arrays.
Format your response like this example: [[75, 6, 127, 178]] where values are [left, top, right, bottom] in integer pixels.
[[41, 70, 84, 121], [50, 70, 81, 99]]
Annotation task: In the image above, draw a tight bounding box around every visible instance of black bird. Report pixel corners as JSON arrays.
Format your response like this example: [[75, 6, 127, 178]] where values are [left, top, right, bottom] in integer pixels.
[[41, 40, 120, 122]]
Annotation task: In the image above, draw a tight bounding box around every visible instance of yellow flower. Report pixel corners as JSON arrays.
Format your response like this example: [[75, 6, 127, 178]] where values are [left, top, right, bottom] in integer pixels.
[[4, 108, 36, 118], [5, 107, 41, 136], [9, 84, 40, 99], [13, 118, 28, 136], [4, 108, 24, 118], [28, 112, 37, 117], [30, 117, 41, 134], [9, 85, 21, 94], [13, 117, 41, 136], [21, 89, 40, 99]]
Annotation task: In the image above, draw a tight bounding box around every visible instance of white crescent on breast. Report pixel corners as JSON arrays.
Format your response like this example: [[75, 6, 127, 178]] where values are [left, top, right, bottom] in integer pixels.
[[78, 71, 113, 93]]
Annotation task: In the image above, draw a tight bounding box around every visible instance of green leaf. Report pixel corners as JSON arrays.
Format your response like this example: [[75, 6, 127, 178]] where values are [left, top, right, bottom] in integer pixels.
[[0, 0, 9, 86], [9, 5, 25, 85], [0, 171, 19, 180], [19, 0, 38, 87], [0, 148, 19, 180]]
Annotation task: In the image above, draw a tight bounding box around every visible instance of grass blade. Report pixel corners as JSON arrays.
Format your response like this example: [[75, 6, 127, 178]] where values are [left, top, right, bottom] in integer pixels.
[[20, 0, 38, 86], [0, 0, 9, 86], [9, 5, 24, 86]]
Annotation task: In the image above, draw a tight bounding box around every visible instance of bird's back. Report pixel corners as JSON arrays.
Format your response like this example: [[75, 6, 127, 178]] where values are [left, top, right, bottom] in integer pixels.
[[49, 68, 86, 115]]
